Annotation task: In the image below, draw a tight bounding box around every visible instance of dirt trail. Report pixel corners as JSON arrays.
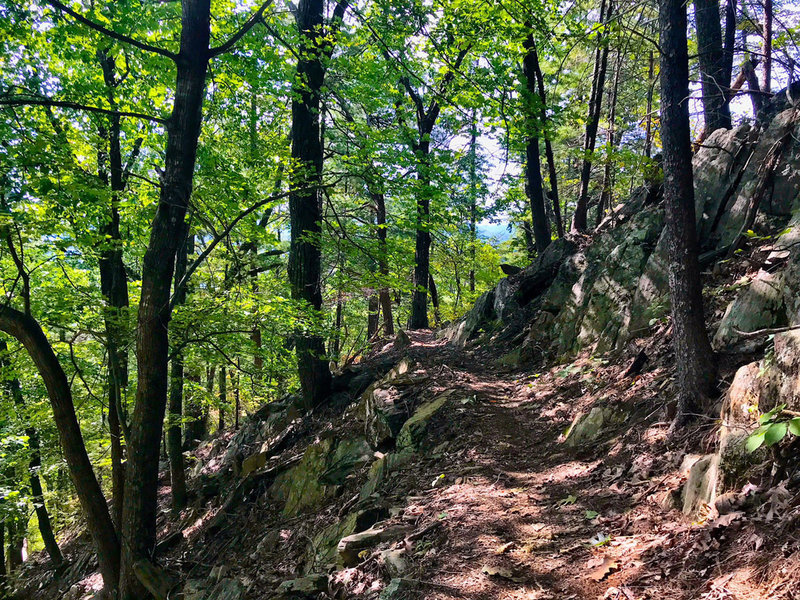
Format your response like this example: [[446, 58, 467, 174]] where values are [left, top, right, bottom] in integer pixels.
[[361, 331, 787, 600]]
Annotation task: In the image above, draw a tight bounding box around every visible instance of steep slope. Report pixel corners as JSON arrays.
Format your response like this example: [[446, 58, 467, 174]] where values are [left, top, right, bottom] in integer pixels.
[[14, 107, 800, 600]]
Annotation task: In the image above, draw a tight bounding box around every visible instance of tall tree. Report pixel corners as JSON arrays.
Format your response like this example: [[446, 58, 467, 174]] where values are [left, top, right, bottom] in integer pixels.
[[659, 0, 717, 429], [398, 50, 469, 329], [522, 32, 551, 254], [572, 0, 614, 233], [695, 0, 732, 135], [287, 0, 347, 408]]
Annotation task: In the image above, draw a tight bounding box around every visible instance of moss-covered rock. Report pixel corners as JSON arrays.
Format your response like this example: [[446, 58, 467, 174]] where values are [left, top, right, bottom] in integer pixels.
[[396, 391, 454, 451]]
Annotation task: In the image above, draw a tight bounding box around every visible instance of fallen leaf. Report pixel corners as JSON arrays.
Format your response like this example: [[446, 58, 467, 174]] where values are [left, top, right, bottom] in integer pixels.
[[708, 511, 744, 529], [481, 564, 524, 583], [587, 556, 619, 581], [495, 542, 515, 554]]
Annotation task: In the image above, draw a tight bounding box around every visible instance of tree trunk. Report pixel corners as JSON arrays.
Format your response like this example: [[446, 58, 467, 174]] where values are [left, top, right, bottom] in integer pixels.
[[468, 112, 478, 292], [167, 227, 192, 514], [373, 190, 394, 336], [659, 0, 717, 428], [183, 371, 203, 450], [722, 0, 736, 90], [0, 308, 120, 587], [522, 34, 551, 253], [0, 523, 5, 592], [367, 294, 380, 339], [288, 0, 332, 408], [7, 520, 22, 572], [409, 138, 432, 329], [97, 48, 133, 533], [528, 34, 563, 238], [332, 296, 343, 358], [218, 366, 227, 432], [234, 366, 240, 430], [763, 0, 772, 94], [119, 2, 211, 597], [521, 219, 535, 260], [597, 51, 622, 227], [572, 0, 613, 233], [428, 273, 442, 327], [695, 0, 732, 134], [645, 51, 655, 159]]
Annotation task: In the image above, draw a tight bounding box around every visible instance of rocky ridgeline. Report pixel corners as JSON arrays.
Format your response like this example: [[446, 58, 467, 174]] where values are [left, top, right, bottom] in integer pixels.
[[444, 104, 800, 517]]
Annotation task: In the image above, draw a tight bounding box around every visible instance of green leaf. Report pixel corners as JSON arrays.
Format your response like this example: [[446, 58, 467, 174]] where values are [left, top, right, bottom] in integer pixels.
[[788, 418, 800, 436], [746, 426, 768, 452], [765, 422, 789, 446], [584, 510, 599, 520], [759, 404, 786, 425]]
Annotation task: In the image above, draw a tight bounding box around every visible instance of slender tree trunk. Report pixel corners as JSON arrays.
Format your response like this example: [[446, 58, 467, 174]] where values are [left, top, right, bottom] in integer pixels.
[[528, 33, 564, 238], [288, 0, 333, 408], [659, 0, 717, 428], [521, 220, 536, 260], [332, 295, 343, 358], [367, 294, 380, 338], [234, 366, 240, 430], [744, 59, 763, 117], [373, 190, 394, 336], [167, 228, 192, 514], [468, 112, 478, 292], [0, 341, 63, 566], [7, 520, 22, 571], [218, 366, 227, 432], [722, 0, 736, 91], [0, 307, 120, 588], [428, 273, 442, 327], [763, 0, 772, 94], [645, 51, 655, 159], [97, 48, 134, 533], [183, 371, 203, 450], [522, 33, 551, 253], [597, 51, 622, 227], [695, 0, 732, 134], [0, 524, 5, 592], [119, 2, 211, 597], [572, 0, 613, 233]]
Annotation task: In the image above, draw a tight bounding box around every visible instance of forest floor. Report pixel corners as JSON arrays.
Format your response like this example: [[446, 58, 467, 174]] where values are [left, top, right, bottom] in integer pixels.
[[18, 326, 800, 600], [305, 329, 800, 600]]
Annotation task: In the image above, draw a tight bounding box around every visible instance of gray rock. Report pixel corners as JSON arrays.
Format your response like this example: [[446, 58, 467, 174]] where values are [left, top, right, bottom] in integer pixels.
[[713, 270, 787, 350], [396, 391, 454, 451], [275, 574, 328, 598], [564, 405, 628, 447], [682, 454, 719, 516], [380, 578, 419, 600]]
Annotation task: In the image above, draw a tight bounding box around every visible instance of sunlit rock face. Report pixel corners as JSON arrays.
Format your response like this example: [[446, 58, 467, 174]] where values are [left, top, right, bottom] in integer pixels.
[[446, 108, 800, 362]]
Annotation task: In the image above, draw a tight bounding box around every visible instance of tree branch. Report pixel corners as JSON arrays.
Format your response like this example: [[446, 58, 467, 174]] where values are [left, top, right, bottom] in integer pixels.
[[209, 0, 276, 57], [43, 0, 178, 61], [0, 96, 168, 124]]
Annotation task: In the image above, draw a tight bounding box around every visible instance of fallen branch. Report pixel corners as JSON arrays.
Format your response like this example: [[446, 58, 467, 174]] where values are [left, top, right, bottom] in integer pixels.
[[732, 324, 800, 339]]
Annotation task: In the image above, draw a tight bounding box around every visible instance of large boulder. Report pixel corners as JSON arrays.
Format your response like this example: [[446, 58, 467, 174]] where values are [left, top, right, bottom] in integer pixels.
[[270, 435, 371, 516], [713, 270, 787, 350], [357, 358, 429, 449]]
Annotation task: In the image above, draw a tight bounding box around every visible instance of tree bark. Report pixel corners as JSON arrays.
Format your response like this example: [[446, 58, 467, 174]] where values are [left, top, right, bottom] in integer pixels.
[[218, 366, 227, 432], [0, 307, 120, 587], [7, 520, 22, 571], [409, 137, 433, 329], [659, 0, 717, 428], [695, 0, 732, 134], [367, 294, 380, 338], [763, 0, 772, 94], [288, 0, 336, 408], [119, 2, 211, 597], [572, 0, 613, 233], [522, 34, 551, 253], [167, 228, 193, 514], [428, 273, 442, 327]]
